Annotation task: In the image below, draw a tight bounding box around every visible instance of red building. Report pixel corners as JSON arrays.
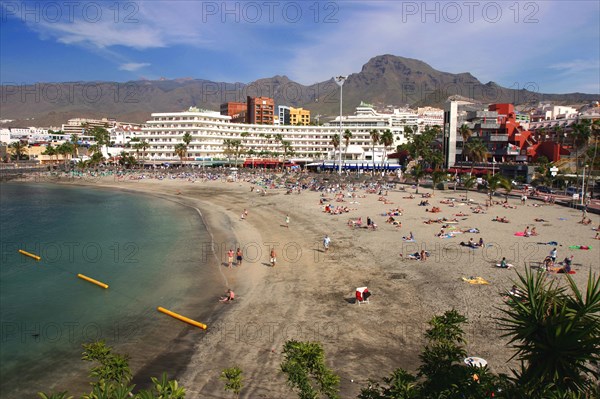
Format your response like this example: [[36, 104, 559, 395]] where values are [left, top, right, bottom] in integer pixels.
[[220, 102, 247, 117], [246, 96, 275, 125]]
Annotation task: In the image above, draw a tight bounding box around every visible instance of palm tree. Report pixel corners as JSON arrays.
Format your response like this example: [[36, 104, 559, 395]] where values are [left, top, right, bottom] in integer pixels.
[[70, 134, 80, 160], [498, 270, 600, 395], [462, 175, 477, 201], [571, 119, 592, 181], [411, 164, 426, 194], [57, 142, 74, 166], [10, 140, 28, 160], [330, 134, 340, 170], [87, 144, 105, 166], [343, 129, 353, 160], [139, 140, 149, 166], [463, 138, 488, 173], [458, 123, 472, 142], [42, 144, 57, 164], [370, 129, 380, 173], [281, 140, 294, 161], [486, 173, 511, 204], [174, 143, 187, 165], [431, 170, 447, 196], [588, 119, 600, 184], [182, 132, 192, 166], [231, 139, 243, 166], [240, 132, 250, 162], [381, 129, 394, 164], [222, 139, 234, 166]]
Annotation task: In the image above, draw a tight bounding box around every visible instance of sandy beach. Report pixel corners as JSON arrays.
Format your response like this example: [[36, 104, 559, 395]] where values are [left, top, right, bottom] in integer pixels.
[[18, 171, 599, 398]]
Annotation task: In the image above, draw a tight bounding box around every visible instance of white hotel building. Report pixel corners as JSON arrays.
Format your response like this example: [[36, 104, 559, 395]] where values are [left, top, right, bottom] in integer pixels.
[[137, 104, 443, 165]]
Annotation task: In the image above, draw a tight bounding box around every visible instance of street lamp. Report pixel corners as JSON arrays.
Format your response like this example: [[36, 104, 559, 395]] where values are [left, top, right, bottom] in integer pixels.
[[334, 75, 347, 175], [581, 164, 588, 206]]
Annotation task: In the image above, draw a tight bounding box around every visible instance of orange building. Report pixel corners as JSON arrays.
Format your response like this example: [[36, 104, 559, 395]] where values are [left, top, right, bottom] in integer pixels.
[[246, 96, 275, 125]]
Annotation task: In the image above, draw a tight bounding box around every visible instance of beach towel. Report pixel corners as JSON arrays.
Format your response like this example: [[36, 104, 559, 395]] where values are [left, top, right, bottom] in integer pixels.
[[537, 241, 559, 246], [558, 218, 568, 221], [569, 245, 591, 250], [462, 277, 490, 285], [403, 239, 415, 243], [514, 232, 526, 237]]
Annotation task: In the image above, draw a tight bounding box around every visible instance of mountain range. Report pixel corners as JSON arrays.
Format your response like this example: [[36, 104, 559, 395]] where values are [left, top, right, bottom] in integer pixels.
[[1, 54, 597, 127]]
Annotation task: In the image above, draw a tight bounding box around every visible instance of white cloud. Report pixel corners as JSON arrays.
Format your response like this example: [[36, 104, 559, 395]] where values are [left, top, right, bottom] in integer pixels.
[[119, 62, 150, 72], [20, 1, 213, 49], [284, 1, 600, 93]]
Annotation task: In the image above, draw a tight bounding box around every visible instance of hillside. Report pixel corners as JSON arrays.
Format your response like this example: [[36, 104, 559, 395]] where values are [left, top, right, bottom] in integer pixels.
[[1, 55, 597, 127]]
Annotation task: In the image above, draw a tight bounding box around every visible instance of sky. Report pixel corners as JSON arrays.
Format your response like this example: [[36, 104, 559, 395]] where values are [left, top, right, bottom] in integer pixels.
[[1, 0, 599, 95]]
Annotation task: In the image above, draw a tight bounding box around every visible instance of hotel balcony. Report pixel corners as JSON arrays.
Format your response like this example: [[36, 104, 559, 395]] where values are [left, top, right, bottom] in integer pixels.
[[488, 134, 509, 142], [477, 122, 501, 130], [493, 148, 520, 156], [467, 110, 498, 119]]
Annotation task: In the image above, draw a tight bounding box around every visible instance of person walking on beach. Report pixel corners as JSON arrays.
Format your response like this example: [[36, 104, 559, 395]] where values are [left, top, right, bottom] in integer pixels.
[[285, 214, 290, 228], [323, 235, 331, 252], [236, 247, 243, 266], [227, 248, 234, 268], [270, 248, 277, 267]]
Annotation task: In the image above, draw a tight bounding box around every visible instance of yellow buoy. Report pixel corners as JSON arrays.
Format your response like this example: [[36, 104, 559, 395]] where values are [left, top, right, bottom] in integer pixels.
[[19, 249, 41, 261], [157, 306, 207, 330], [77, 274, 109, 289]]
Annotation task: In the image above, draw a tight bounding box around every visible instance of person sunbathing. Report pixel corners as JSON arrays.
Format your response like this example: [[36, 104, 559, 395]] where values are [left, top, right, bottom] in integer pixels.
[[534, 218, 547, 222], [403, 194, 415, 199], [460, 238, 478, 248], [496, 257, 513, 268], [386, 216, 396, 224], [548, 256, 573, 273], [418, 200, 430, 206], [493, 216, 509, 223], [427, 207, 441, 213], [505, 285, 525, 300], [440, 199, 453, 204], [402, 232, 415, 241], [220, 289, 235, 302], [455, 212, 468, 217], [407, 251, 430, 260], [543, 256, 554, 271], [580, 218, 592, 225], [530, 227, 538, 236]]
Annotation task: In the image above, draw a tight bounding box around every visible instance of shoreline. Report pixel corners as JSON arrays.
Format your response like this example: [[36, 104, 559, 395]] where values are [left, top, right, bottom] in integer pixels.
[[3, 172, 598, 397]]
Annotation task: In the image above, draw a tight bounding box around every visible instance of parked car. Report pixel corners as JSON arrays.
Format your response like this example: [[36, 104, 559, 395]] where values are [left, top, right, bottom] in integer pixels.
[[565, 187, 583, 197], [536, 186, 555, 194]]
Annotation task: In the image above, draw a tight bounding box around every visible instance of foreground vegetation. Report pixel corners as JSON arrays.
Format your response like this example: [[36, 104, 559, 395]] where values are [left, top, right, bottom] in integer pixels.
[[40, 271, 599, 398]]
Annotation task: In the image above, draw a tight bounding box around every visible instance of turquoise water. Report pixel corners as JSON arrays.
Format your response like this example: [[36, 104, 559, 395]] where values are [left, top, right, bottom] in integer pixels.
[[0, 183, 218, 397]]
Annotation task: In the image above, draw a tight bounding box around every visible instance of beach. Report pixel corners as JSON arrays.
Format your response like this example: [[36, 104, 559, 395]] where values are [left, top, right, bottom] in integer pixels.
[[8, 171, 599, 398]]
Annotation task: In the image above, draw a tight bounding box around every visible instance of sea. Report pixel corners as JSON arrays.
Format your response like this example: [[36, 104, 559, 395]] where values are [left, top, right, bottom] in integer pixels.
[[0, 182, 222, 397]]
